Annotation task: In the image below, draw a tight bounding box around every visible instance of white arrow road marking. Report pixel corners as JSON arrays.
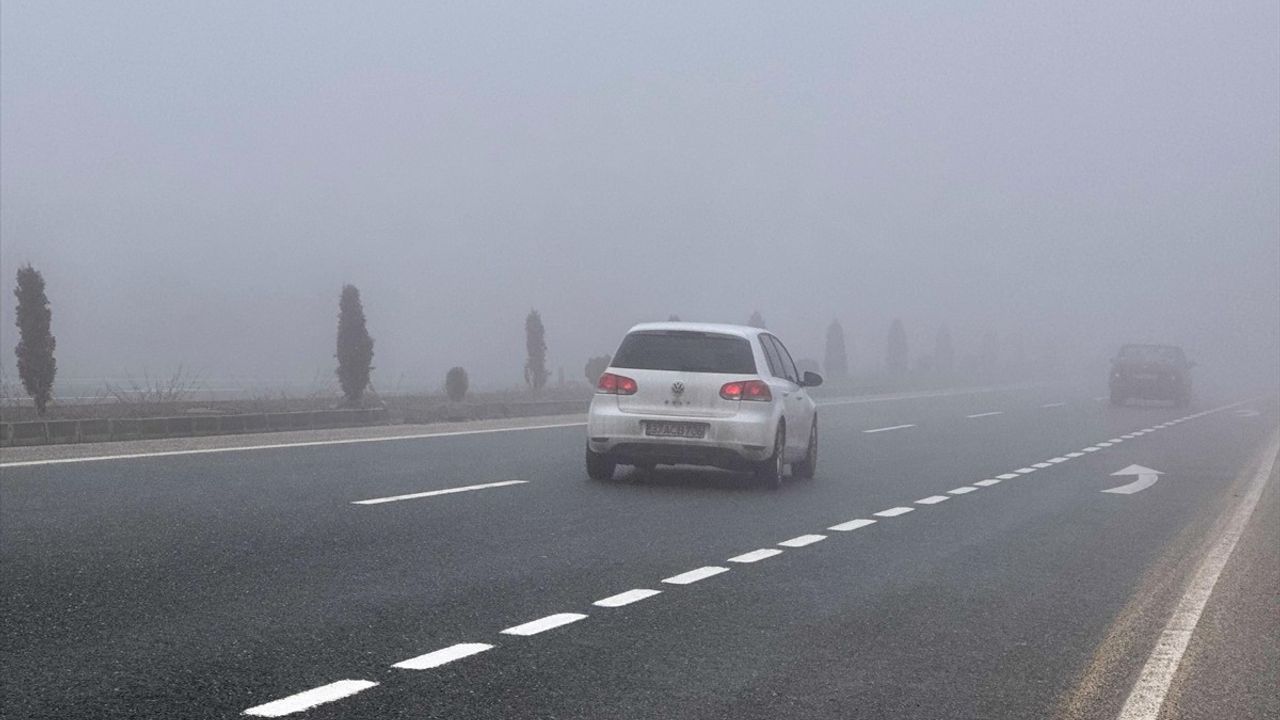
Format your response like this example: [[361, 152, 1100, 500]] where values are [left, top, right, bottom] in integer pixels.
[[1103, 465, 1164, 494]]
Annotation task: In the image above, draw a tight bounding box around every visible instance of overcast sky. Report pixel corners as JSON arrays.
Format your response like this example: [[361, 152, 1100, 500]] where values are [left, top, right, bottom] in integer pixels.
[[2, 1, 1277, 392]]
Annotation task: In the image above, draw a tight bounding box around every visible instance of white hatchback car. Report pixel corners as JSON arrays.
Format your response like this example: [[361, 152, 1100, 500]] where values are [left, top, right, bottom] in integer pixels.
[[586, 322, 821, 487]]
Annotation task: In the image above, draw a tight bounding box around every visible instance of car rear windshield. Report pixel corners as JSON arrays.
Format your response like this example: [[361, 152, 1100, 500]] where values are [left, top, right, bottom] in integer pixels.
[[612, 331, 756, 374], [1119, 345, 1184, 363]]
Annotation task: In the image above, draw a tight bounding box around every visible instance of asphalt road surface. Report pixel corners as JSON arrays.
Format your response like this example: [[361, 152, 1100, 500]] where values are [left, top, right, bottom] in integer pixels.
[[2, 385, 1277, 720]]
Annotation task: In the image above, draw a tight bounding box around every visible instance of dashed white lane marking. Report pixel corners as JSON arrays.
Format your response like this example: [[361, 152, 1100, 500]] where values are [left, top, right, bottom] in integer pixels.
[[1048, 457, 1069, 463], [243, 680, 379, 717], [997, 473, 1020, 480], [662, 566, 729, 585], [352, 480, 527, 505], [593, 589, 662, 607], [1032, 462, 1054, 469], [948, 486, 979, 495], [916, 495, 949, 504], [966, 411, 1004, 419], [1015, 467, 1037, 474], [863, 423, 916, 434], [1122, 434, 1138, 439], [1115, 431, 1278, 720], [1109, 438, 1125, 443], [1083, 447, 1101, 452], [974, 479, 1002, 487], [1041, 402, 1067, 408], [3, 422, 589, 469], [1097, 442, 1114, 447], [778, 534, 826, 548], [500, 613, 588, 636], [828, 518, 877, 532], [1066, 452, 1086, 458], [392, 643, 493, 670], [874, 506, 915, 518], [729, 548, 784, 563]]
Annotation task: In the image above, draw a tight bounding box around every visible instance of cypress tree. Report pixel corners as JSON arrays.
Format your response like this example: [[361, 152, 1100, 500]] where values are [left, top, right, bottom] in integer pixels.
[[14, 264, 57, 415], [524, 309, 549, 390], [335, 284, 374, 405], [824, 319, 849, 379], [886, 318, 909, 375]]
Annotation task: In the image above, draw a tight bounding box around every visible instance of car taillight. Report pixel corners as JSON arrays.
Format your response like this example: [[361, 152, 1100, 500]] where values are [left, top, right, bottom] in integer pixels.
[[597, 372, 637, 395], [720, 379, 772, 401]]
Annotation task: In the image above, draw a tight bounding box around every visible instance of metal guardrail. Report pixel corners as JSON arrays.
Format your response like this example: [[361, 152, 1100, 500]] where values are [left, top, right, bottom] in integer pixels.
[[0, 408, 391, 447]]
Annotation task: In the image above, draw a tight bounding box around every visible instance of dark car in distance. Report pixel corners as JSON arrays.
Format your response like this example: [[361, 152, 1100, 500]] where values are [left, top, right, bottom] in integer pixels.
[[1109, 344, 1193, 407]]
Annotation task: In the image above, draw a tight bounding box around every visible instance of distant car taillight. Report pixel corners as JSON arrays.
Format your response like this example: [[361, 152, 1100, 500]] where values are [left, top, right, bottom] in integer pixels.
[[597, 372, 638, 395], [720, 380, 772, 401]]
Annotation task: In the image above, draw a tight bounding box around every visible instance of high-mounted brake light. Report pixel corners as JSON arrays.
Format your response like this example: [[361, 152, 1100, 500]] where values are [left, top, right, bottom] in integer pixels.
[[597, 372, 637, 395], [720, 379, 771, 401]]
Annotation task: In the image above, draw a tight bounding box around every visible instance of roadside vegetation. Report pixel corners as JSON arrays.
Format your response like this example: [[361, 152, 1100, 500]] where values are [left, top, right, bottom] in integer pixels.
[[3, 266, 1038, 427]]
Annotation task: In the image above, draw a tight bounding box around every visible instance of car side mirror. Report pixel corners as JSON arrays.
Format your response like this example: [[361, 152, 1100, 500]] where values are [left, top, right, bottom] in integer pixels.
[[801, 371, 823, 387]]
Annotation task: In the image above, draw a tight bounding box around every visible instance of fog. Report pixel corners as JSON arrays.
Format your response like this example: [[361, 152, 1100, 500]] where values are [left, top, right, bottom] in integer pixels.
[[2, 2, 1277, 395]]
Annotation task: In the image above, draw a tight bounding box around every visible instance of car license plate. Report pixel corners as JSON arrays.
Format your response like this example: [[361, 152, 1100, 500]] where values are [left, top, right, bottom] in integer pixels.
[[643, 421, 708, 439]]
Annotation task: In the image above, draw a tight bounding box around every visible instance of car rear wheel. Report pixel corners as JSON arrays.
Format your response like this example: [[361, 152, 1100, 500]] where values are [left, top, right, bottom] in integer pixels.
[[793, 418, 817, 479], [586, 447, 616, 481], [754, 424, 786, 490]]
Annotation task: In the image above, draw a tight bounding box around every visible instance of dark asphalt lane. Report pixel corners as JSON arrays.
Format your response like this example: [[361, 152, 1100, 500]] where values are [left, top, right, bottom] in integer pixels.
[[1, 386, 1275, 719]]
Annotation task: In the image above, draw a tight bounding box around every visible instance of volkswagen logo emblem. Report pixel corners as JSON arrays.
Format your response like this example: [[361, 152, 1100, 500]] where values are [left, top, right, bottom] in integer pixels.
[[671, 381, 685, 395]]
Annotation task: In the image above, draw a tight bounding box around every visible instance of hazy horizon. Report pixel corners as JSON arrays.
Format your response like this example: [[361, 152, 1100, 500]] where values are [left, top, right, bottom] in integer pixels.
[[3, 2, 1277, 394]]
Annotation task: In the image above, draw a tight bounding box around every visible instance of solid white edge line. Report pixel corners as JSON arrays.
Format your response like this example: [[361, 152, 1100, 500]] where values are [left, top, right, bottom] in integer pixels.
[[499, 613, 587, 636], [662, 566, 729, 585], [973, 479, 1002, 486], [966, 411, 1004, 418], [862, 424, 916, 434], [392, 643, 493, 670], [1115, 430, 1279, 720], [2, 422, 588, 469], [243, 680, 379, 717], [728, 548, 784, 563], [828, 518, 877, 532], [874, 506, 914, 517], [1041, 402, 1067, 408], [352, 480, 527, 505], [915, 495, 949, 504], [778, 534, 826, 547], [593, 589, 662, 607]]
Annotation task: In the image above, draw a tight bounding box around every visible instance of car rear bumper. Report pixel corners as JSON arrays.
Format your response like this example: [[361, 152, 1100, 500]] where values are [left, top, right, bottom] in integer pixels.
[[1111, 378, 1187, 399], [587, 396, 775, 468]]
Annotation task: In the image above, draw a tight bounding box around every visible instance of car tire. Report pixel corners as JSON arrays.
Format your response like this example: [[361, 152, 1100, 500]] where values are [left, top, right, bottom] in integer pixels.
[[755, 424, 786, 490], [586, 447, 616, 481], [793, 418, 817, 480]]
